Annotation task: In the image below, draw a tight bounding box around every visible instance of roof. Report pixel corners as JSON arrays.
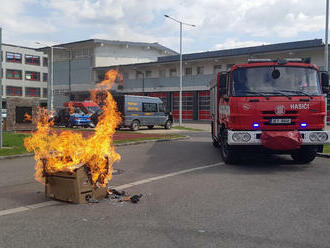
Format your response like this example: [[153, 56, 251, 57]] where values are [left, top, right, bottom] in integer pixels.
[[157, 39, 323, 63], [1, 43, 40, 51], [93, 39, 324, 70], [37, 39, 177, 55]]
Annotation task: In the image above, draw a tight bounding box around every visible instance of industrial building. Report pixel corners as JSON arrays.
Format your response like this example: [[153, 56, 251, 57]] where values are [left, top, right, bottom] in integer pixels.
[[0, 44, 48, 110], [38, 39, 177, 108], [94, 39, 330, 121]]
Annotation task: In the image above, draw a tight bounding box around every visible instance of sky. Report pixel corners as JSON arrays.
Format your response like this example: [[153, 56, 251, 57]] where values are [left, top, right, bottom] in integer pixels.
[[0, 0, 328, 54]]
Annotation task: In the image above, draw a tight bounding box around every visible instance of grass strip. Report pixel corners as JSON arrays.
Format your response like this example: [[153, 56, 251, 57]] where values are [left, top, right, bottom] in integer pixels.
[[0, 132, 185, 156], [323, 144, 330, 154], [0, 132, 31, 156], [172, 126, 204, 131]]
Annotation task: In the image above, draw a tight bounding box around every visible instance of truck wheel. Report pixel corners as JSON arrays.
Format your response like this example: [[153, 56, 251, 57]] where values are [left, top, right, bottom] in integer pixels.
[[164, 120, 172, 129], [220, 128, 236, 164], [131, 120, 140, 131], [291, 149, 317, 164], [147, 125, 154, 129]]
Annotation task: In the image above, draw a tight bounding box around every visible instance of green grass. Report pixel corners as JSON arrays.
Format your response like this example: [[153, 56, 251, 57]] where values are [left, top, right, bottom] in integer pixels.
[[0, 132, 185, 156], [172, 126, 204, 131], [324, 144, 330, 154], [0, 132, 31, 156]]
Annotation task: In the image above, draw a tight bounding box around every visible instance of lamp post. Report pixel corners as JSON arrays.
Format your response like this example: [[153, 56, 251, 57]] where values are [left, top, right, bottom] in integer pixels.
[[325, 0, 329, 73], [0, 27, 2, 148], [164, 14, 195, 126], [36, 42, 70, 110]]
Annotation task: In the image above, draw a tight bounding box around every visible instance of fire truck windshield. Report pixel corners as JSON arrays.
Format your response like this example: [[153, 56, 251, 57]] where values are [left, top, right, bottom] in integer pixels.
[[233, 66, 321, 96]]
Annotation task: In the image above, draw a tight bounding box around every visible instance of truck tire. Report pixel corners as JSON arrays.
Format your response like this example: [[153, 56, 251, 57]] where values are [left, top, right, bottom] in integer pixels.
[[291, 149, 317, 164], [147, 125, 154, 129], [220, 128, 237, 164], [164, 120, 172, 129], [131, 120, 140, 131]]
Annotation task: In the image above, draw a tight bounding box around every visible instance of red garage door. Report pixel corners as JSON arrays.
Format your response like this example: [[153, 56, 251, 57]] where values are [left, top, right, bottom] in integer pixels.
[[173, 92, 193, 120], [199, 91, 210, 120], [147, 92, 168, 107]]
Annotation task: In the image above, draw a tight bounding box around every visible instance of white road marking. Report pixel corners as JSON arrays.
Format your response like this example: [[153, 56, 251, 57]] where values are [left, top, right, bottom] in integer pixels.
[[115, 162, 224, 190], [0, 162, 223, 217]]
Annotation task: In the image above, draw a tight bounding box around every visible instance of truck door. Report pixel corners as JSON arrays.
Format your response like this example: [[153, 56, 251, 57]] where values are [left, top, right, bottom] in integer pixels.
[[218, 73, 230, 125]]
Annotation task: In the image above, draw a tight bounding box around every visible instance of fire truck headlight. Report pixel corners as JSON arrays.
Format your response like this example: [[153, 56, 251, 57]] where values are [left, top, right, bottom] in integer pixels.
[[242, 133, 251, 142], [232, 133, 251, 142], [309, 132, 328, 142]]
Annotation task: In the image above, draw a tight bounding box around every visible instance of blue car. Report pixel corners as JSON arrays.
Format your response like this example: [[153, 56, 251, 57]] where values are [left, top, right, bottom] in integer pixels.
[[69, 113, 92, 127]]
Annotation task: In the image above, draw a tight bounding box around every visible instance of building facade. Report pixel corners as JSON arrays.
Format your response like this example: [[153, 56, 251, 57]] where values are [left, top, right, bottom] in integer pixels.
[[1, 44, 48, 109], [94, 39, 330, 121], [38, 39, 177, 108]]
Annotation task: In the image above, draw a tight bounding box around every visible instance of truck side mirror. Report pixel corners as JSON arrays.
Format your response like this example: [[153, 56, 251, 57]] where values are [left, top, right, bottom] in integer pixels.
[[321, 72, 329, 94]]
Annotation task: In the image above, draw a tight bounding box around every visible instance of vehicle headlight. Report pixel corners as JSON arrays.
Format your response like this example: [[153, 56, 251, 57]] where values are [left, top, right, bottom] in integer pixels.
[[232, 133, 251, 142], [242, 133, 251, 142], [309, 132, 328, 142]]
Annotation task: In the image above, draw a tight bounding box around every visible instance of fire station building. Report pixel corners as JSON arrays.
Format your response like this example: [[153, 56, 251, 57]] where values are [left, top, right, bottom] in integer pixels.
[[93, 39, 330, 121]]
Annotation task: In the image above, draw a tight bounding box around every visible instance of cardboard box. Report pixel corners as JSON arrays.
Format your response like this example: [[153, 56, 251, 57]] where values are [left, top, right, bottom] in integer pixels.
[[44, 164, 107, 204]]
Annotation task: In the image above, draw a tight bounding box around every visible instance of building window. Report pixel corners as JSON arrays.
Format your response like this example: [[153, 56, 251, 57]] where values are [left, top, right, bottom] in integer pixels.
[[25, 55, 40, 65], [43, 57, 48, 67], [136, 71, 144, 79], [25, 71, 40, 81], [197, 66, 204, 75], [25, 87, 41, 97], [43, 88, 48, 98], [185, 67, 192, 75], [170, 68, 177, 77], [6, 69, 22, 80], [43, 73, 48, 82], [6, 52, 22, 63], [159, 69, 166, 78], [214, 65, 222, 74], [6, 86, 22, 96], [145, 70, 152, 78]]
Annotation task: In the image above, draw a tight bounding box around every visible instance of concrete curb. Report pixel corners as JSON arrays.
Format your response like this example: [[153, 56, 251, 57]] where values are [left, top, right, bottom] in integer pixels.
[[317, 153, 330, 158], [0, 136, 190, 160]]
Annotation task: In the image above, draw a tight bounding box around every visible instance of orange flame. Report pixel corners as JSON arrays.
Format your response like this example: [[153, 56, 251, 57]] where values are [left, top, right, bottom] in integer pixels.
[[67, 102, 74, 114], [24, 69, 122, 187], [24, 113, 32, 122]]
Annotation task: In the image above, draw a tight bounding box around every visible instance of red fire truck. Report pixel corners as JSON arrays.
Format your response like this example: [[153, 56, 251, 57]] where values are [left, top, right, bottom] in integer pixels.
[[210, 58, 330, 164]]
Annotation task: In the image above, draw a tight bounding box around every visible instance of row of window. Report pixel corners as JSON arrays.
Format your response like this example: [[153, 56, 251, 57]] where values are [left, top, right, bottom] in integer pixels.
[[6, 86, 47, 97], [4, 52, 48, 66], [131, 64, 234, 79], [5, 69, 48, 82]]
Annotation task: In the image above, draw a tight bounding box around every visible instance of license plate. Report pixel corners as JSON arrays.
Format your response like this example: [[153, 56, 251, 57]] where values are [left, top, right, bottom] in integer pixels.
[[270, 118, 291, 124]]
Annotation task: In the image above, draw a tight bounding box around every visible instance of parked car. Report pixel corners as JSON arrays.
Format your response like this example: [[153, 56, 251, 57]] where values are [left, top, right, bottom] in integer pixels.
[[53, 107, 92, 128], [112, 95, 173, 131]]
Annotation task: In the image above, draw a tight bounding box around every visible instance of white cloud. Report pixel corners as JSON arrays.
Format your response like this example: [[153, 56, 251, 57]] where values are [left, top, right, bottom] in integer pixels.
[[0, 0, 327, 52]]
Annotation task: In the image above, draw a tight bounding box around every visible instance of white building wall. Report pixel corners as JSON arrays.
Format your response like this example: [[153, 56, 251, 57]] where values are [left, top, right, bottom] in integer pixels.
[[94, 44, 172, 67]]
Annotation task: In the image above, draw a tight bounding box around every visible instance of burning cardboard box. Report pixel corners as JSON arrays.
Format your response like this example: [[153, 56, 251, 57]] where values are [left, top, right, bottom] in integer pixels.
[[24, 69, 122, 204], [43, 159, 108, 204]]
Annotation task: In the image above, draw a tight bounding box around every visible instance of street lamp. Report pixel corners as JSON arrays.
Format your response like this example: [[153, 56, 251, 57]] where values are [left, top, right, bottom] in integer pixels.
[[325, 0, 329, 73], [164, 14, 196, 126], [35, 42, 69, 111]]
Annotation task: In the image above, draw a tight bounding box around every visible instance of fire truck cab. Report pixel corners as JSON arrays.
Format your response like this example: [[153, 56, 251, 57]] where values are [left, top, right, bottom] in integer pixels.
[[210, 58, 330, 164]]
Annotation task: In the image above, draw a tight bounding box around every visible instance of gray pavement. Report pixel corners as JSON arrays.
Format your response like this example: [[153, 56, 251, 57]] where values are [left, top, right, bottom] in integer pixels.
[[0, 132, 330, 247]]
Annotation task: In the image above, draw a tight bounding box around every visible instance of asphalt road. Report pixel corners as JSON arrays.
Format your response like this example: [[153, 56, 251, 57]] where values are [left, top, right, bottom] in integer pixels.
[[0, 131, 330, 248]]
